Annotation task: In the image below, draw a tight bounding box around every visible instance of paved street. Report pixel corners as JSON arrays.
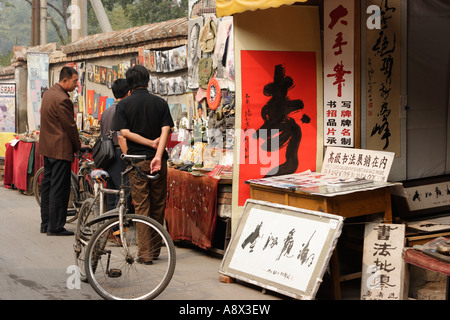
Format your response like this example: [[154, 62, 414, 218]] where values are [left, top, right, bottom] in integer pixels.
[[0, 183, 283, 301]]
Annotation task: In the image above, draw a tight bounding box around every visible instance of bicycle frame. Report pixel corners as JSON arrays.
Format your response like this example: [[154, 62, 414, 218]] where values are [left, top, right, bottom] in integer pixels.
[[85, 155, 158, 250]]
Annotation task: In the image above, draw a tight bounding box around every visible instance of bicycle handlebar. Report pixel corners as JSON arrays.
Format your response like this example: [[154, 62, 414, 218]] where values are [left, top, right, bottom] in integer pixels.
[[121, 154, 160, 181]]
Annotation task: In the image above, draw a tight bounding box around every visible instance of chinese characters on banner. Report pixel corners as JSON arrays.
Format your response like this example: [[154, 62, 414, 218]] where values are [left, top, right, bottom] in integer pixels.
[[366, 0, 401, 155], [361, 223, 405, 300], [404, 181, 450, 212], [0, 83, 16, 132], [239, 50, 318, 206], [321, 146, 395, 182], [27, 52, 49, 130], [324, 0, 355, 147]]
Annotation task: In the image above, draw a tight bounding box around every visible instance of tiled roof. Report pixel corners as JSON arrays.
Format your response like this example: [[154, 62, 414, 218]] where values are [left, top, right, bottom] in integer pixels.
[[0, 65, 14, 78], [62, 17, 188, 55]]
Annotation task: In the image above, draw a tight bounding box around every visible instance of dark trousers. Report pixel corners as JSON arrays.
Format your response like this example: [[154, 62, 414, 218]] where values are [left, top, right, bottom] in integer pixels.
[[129, 158, 167, 261], [104, 148, 130, 211], [40, 157, 72, 232]]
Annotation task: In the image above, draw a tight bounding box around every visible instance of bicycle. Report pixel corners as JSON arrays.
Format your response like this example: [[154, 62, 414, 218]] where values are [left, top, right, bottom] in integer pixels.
[[83, 154, 176, 300], [73, 168, 109, 282], [73, 161, 132, 282], [33, 147, 95, 223]]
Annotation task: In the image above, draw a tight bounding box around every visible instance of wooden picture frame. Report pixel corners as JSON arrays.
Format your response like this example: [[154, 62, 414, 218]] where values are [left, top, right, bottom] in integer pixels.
[[392, 174, 450, 219], [219, 199, 344, 299]]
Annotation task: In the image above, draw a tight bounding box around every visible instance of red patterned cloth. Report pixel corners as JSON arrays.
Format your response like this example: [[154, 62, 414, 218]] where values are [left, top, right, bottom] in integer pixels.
[[4, 141, 91, 191], [3, 142, 14, 188], [404, 248, 450, 276], [165, 168, 219, 250], [3, 141, 34, 191]]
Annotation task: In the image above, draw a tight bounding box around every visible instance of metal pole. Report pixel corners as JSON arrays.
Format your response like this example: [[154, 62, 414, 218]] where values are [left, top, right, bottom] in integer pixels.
[[31, 0, 41, 46], [71, 0, 87, 42], [89, 0, 113, 33], [40, 0, 47, 44]]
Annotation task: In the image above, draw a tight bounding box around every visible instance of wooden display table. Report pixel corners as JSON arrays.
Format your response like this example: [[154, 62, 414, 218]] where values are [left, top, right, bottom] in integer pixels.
[[248, 182, 393, 222], [248, 180, 396, 299]]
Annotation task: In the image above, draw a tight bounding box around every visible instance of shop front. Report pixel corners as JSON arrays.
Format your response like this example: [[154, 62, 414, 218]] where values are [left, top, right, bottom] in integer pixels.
[[1, 0, 449, 300], [213, 0, 450, 300]]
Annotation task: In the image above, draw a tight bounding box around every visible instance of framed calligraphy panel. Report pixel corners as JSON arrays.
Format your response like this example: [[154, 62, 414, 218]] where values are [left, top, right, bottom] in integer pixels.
[[366, 0, 402, 155], [219, 199, 344, 299], [238, 50, 318, 206], [361, 223, 406, 300], [232, 5, 323, 231]]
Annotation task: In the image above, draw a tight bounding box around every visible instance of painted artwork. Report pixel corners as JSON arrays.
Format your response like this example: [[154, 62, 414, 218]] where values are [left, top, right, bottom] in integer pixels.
[[93, 93, 100, 119], [98, 96, 107, 121], [86, 90, 94, 114], [188, 17, 203, 89], [0, 83, 16, 132], [27, 52, 49, 128], [220, 200, 343, 299], [238, 50, 318, 206]]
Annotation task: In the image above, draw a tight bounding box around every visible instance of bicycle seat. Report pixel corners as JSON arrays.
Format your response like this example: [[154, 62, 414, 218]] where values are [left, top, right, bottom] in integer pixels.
[[122, 154, 146, 163], [80, 147, 92, 153], [91, 169, 110, 182]]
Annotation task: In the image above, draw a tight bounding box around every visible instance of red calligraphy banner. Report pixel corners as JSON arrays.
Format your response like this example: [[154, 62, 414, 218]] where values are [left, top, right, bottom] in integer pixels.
[[238, 50, 318, 206]]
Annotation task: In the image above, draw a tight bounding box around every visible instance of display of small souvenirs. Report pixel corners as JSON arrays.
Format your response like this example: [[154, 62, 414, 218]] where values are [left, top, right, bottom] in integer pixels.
[[193, 142, 207, 164]]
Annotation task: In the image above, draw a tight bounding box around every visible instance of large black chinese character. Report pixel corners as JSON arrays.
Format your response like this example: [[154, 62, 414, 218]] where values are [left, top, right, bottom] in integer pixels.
[[253, 64, 310, 177], [241, 222, 263, 253]]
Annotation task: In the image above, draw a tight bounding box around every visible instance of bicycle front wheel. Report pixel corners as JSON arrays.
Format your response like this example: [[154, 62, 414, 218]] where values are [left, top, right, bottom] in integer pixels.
[[85, 214, 176, 300]]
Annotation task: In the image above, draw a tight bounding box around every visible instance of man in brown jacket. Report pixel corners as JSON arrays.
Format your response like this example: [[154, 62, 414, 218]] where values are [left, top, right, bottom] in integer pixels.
[[39, 66, 81, 236]]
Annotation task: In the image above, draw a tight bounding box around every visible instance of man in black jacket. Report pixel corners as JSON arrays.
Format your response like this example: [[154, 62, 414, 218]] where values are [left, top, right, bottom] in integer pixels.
[[114, 65, 174, 264]]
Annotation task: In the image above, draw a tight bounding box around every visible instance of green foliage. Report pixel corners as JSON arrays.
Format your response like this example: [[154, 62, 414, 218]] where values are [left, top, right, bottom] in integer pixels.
[[103, 0, 188, 26], [0, 50, 13, 67], [0, 0, 189, 62]]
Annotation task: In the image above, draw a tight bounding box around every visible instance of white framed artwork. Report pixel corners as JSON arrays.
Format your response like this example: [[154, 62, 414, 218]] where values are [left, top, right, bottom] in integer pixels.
[[220, 199, 344, 299]]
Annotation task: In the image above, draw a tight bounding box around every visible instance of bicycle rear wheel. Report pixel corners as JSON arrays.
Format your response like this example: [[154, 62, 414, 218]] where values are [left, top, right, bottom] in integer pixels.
[[85, 214, 176, 300], [32, 166, 79, 223]]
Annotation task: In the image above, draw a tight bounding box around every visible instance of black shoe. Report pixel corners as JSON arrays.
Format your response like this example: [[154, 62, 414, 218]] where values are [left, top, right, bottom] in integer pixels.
[[40, 228, 47, 234], [47, 228, 74, 236], [136, 258, 153, 265]]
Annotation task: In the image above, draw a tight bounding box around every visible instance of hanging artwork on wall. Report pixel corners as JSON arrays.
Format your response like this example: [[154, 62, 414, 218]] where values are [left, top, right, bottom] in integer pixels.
[[87, 63, 94, 82], [206, 77, 221, 110], [27, 52, 49, 129], [86, 90, 94, 114], [0, 83, 16, 132], [93, 93, 100, 119], [238, 50, 318, 206], [366, 0, 402, 155], [188, 17, 203, 89], [323, 0, 355, 148]]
